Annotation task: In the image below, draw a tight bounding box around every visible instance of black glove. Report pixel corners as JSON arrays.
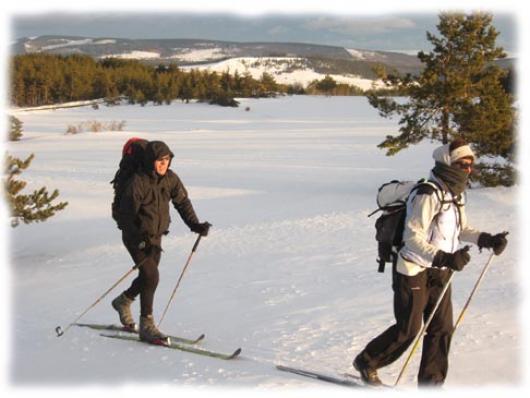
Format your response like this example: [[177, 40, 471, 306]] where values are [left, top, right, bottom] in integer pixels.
[[190, 222, 212, 237], [432, 246, 471, 271], [478, 232, 508, 255]]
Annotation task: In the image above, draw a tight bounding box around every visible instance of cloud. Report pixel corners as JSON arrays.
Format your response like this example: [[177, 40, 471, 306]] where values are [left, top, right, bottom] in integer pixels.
[[303, 16, 417, 35]]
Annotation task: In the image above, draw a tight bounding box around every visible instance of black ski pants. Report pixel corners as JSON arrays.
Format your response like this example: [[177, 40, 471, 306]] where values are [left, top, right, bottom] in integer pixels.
[[358, 266, 453, 385], [122, 234, 162, 317]]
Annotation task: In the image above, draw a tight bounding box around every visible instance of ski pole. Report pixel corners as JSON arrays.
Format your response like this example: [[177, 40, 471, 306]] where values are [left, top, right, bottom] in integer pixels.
[[55, 257, 147, 337], [158, 234, 202, 328], [394, 270, 456, 386], [453, 251, 496, 334]]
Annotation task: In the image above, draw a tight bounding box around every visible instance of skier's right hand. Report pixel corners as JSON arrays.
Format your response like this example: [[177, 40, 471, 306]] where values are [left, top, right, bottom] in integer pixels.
[[432, 246, 471, 271], [190, 221, 212, 237]]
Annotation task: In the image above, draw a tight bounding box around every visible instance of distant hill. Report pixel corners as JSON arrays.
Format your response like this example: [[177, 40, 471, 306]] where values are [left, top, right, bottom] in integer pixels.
[[12, 35, 423, 78], [12, 35, 514, 89]]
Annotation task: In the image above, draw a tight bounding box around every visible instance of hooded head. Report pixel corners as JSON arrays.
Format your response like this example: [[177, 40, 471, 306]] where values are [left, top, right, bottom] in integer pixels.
[[143, 141, 174, 176], [432, 138, 475, 166], [432, 138, 475, 195]]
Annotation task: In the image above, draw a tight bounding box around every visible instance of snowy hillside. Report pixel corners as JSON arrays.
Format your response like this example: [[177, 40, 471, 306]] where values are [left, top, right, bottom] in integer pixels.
[[180, 57, 384, 90], [8, 97, 520, 391], [13, 35, 424, 83]]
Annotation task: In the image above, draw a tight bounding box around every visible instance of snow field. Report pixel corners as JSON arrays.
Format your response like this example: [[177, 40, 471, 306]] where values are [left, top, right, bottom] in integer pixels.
[[8, 96, 520, 391]]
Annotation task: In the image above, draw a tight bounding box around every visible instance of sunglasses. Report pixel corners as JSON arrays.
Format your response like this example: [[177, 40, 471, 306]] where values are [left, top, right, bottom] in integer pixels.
[[453, 161, 473, 171]]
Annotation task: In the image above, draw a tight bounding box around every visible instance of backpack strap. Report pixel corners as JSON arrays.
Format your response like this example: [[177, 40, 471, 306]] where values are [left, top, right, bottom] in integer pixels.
[[408, 179, 443, 205], [406, 179, 445, 232], [424, 179, 465, 230], [409, 178, 466, 233]]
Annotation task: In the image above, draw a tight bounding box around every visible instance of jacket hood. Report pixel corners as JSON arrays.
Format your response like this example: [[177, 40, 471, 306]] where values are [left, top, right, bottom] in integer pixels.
[[143, 141, 174, 172], [432, 143, 476, 166], [432, 144, 452, 166]]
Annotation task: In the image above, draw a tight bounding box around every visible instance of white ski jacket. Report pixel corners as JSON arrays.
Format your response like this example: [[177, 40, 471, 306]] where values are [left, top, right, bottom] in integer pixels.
[[396, 147, 481, 276]]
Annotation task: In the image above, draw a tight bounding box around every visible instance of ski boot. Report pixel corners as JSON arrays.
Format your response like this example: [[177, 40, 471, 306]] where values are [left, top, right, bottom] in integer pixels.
[[139, 315, 170, 345], [111, 292, 137, 332], [353, 354, 383, 386]]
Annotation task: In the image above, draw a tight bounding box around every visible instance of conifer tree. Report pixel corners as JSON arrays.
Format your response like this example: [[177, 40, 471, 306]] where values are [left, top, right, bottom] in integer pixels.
[[9, 116, 23, 141], [5, 153, 68, 227], [367, 12, 515, 186], [260, 72, 278, 95], [316, 75, 337, 95]]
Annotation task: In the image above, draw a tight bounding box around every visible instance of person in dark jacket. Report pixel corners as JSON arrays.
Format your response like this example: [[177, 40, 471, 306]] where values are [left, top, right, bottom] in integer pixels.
[[111, 140, 211, 343], [353, 138, 508, 387]]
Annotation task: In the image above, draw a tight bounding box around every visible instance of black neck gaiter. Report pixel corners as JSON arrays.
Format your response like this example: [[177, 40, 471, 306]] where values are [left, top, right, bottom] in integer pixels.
[[432, 162, 469, 196]]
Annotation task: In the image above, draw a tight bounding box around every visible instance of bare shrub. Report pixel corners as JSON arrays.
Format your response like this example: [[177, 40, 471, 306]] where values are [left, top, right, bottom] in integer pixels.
[[66, 125, 79, 134], [65, 120, 126, 134]]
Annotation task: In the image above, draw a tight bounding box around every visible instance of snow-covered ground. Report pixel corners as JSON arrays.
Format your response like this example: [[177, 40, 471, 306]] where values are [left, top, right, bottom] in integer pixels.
[[102, 50, 162, 59], [7, 96, 521, 392], [169, 47, 231, 62], [181, 57, 383, 90]]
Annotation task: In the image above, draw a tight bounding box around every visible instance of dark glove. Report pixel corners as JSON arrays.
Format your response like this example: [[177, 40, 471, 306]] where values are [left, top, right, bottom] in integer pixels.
[[190, 222, 212, 237], [478, 232, 508, 255], [432, 246, 471, 271]]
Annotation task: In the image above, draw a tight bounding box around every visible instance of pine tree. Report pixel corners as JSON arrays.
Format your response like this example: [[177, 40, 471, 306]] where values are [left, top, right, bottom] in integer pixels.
[[259, 72, 278, 95], [316, 75, 337, 95], [9, 116, 23, 141], [367, 12, 515, 186], [5, 153, 68, 227]]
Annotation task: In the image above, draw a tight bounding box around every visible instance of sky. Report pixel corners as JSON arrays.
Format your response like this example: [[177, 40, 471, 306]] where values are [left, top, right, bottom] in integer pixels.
[[9, 12, 517, 54]]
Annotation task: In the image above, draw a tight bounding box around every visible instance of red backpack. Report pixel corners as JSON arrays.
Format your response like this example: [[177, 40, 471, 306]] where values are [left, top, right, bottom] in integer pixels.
[[110, 137, 148, 224]]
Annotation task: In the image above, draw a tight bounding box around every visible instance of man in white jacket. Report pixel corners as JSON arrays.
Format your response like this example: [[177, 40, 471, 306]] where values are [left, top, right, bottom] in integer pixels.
[[353, 138, 508, 386]]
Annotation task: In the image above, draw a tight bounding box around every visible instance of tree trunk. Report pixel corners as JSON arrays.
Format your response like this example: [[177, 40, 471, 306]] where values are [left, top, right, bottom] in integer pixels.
[[441, 108, 450, 144]]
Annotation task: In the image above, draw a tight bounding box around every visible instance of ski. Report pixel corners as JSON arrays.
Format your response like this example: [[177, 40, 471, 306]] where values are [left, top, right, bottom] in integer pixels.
[[276, 365, 363, 388], [342, 373, 392, 389], [100, 333, 241, 360], [74, 322, 205, 345]]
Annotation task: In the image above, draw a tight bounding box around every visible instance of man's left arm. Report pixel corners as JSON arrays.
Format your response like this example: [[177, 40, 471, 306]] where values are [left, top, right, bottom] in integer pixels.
[[169, 172, 211, 236]]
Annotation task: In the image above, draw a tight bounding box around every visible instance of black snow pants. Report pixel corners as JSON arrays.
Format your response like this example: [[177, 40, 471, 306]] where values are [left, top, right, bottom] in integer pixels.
[[122, 234, 162, 317], [357, 265, 453, 385]]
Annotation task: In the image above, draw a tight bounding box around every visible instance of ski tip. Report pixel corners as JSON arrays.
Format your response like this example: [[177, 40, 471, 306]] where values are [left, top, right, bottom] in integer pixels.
[[230, 348, 242, 359]]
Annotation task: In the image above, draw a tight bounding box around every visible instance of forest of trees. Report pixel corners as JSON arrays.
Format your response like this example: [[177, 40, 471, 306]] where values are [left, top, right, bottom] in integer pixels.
[[10, 54, 283, 107], [10, 54, 373, 108]]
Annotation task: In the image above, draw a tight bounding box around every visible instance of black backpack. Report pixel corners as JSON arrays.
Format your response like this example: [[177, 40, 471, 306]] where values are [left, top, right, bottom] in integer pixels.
[[110, 137, 148, 224], [368, 179, 442, 273]]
